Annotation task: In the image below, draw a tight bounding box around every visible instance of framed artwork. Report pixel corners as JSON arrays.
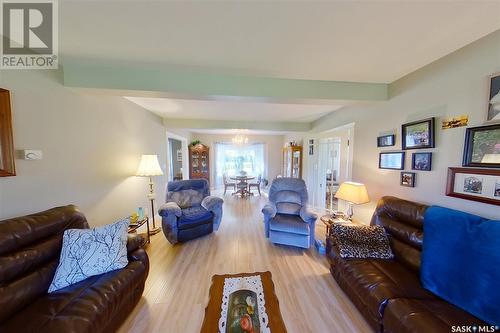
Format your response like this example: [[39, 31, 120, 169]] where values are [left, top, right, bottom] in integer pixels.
[[446, 167, 500, 205], [441, 115, 468, 129], [412, 152, 432, 171], [487, 73, 500, 121], [402, 117, 435, 150], [400, 172, 415, 187], [0, 88, 15, 177], [379, 152, 405, 170], [462, 124, 500, 168], [377, 134, 395, 147]]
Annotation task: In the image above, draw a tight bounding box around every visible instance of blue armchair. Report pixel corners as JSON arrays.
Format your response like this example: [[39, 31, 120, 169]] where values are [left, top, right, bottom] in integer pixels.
[[262, 177, 317, 249], [158, 179, 223, 244]]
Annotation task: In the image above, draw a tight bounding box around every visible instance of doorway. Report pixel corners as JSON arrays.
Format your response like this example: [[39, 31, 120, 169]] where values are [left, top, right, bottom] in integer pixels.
[[318, 138, 341, 211], [166, 132, 189, 182], [315, 138, 341, 211], [306, 123, 354, 212], [168, 138, 183, 181]]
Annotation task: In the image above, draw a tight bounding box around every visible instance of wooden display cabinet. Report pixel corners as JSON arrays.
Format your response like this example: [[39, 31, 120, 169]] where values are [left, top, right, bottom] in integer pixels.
[[189, 144, 210, 182]]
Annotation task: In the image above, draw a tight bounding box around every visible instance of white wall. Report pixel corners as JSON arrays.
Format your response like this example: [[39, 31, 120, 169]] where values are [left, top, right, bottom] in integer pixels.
[[311, 30, 500, 222], [189, 133, 284, 186], [0, 70, 167, 226]]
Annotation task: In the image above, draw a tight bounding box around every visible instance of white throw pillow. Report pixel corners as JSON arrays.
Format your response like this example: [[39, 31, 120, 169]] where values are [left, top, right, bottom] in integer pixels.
[[48, 219, 129, 292]]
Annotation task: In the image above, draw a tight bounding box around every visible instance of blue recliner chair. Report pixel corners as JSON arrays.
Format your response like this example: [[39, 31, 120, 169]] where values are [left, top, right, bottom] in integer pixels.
[[158, 179, 223, 244], [262, 177, 317, 249]]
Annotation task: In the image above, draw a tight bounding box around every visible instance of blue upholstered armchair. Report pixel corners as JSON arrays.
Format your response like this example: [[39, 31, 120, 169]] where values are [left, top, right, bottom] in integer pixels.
[[158, 179, 223, 244], [262, 178, 317, 249]]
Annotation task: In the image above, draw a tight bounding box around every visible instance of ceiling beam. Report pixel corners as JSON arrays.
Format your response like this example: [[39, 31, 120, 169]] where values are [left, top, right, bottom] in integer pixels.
[[62, 62, 388, 102], [163, 118, 311, 132]]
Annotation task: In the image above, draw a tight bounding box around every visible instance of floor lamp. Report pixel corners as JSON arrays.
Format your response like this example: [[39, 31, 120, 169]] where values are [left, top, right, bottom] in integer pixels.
[[136, 154, 163, 235]]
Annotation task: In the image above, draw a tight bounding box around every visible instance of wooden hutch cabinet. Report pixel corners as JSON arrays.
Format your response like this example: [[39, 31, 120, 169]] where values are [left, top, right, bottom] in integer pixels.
[[189, 144, 210, 182], [282, 146, 302, 178]]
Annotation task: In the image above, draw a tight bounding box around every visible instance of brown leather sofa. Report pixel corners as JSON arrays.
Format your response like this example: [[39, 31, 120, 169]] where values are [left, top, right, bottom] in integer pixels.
[[326, 196, 487, 333], [0, 205, 149, 333]]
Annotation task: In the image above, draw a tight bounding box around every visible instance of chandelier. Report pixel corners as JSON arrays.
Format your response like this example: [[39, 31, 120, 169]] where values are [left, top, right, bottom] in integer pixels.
[[232, 134, 249, 144]]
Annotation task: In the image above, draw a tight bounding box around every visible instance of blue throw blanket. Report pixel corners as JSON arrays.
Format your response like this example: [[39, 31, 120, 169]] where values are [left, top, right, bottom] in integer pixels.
[[421, 206, 500, 326]]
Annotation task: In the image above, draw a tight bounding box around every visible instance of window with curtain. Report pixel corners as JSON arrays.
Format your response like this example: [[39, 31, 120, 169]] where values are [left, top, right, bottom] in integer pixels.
[[214, 143, 266, 187]]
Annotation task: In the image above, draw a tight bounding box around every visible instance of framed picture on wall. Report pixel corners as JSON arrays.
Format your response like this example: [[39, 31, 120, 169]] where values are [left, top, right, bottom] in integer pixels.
[[462, 124, 500, 168], [402, 117, 435, 150], [377, 134, 395, 147], [412, 152, 432, 171], [308, 139, 314, 155], [446, 167, 500, 205], [487, 72, 500, 122], [400, 172, 416, 187], [379, 152, 405, 170]]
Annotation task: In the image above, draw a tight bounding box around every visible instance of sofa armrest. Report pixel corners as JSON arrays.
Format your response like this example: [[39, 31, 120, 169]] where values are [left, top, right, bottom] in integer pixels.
[[126, 233, 145, 253], [300, 207, 317, 224], [201, 196, 224, 231], [158, 202, 182, 217], [325, 235, 341, 264], [262, 203, 277, 219], [201, 196, 223, 211]]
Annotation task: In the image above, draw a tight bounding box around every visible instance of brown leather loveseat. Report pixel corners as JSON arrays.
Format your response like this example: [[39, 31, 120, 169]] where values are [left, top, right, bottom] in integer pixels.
[[0, 205, 149, 333], [326, 196, 488, 332]]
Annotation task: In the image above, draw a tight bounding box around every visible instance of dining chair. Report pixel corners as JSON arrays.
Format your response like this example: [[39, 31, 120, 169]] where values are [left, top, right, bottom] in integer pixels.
[[223, 173, 236, 195], [248, 174, 262, 196]]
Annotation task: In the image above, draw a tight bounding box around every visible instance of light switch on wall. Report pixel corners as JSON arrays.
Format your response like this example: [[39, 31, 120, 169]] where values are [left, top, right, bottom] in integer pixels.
[[21, 150, 43, 160]]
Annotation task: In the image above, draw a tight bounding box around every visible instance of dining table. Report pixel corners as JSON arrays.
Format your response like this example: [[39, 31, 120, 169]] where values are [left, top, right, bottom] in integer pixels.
[[230, 175, 255, 197]]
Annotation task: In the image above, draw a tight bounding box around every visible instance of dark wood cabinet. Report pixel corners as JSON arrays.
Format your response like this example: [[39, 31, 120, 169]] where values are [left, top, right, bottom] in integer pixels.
[[189, 144, 210, 182]]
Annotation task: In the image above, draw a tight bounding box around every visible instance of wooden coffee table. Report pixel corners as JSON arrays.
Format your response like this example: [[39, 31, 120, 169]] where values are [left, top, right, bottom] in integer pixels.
[[200, 271, 287, 333]]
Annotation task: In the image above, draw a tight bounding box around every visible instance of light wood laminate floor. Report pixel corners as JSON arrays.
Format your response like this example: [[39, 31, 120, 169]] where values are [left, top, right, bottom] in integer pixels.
[[119, 193, 371, 333]]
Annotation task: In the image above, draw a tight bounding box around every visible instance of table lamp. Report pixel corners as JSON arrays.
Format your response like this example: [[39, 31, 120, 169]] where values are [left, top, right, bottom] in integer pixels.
[[334, 181, 370, 220], [136, 154, 163, 235]]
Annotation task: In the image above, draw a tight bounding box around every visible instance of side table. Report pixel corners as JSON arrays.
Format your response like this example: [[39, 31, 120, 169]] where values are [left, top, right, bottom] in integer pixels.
[[320, 214, 353, 237], [127, 216, 150, 245]]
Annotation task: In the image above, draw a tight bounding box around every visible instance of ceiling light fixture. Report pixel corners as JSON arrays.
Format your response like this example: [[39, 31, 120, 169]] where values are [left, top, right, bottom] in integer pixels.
[[232, 134, 249, 145]]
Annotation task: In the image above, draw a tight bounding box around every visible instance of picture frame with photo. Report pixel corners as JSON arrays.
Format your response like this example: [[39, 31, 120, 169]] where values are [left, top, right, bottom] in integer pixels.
[[441, 115, 468, 129], [377, 134, 395, 147], [487, 72, 500, 122], [462, 124, 500, 168], [308, 139, 314, 156], [402, 117, 435, 150], [400, 172, 416, 187], [446, 167, 500, 206], [379, 152, 405, 170], [412, 152, 432, 171]]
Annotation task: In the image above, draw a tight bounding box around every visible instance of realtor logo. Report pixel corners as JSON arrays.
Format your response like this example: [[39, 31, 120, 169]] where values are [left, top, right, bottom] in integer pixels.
[[1, 0, 58, 69]]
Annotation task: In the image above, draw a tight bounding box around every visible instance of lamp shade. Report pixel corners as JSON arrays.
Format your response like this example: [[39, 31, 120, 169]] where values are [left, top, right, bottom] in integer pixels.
[[334, 181, 370, 205], [136, 154, 163, 176]]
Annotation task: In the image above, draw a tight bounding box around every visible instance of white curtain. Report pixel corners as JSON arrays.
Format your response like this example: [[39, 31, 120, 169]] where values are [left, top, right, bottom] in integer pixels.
[[214, 143, 266, 187]]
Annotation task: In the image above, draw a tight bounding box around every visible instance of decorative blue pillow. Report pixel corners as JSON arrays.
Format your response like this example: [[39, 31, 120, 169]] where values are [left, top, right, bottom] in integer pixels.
[[48, 219, 129, 293]]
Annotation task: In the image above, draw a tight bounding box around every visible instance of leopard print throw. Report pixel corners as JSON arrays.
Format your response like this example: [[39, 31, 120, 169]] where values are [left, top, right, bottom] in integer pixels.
[[331, 224, 394, 259]]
